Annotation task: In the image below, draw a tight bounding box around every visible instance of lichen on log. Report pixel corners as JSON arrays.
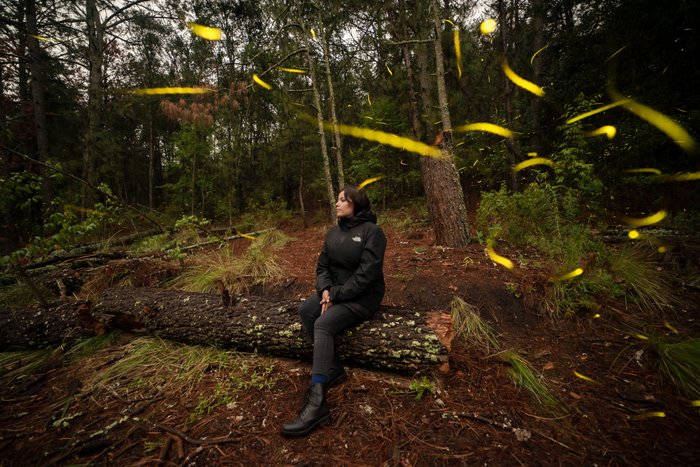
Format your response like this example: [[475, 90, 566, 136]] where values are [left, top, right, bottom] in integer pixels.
[[93, 287, 452, 373]]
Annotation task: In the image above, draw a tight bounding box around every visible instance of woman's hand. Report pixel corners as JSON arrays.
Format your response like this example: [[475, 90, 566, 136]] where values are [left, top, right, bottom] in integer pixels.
[[320, 290, 333, 315]]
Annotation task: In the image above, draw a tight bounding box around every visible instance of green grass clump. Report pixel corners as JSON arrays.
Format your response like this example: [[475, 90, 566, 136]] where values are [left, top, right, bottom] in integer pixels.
[[499, 349, 564, 412], [609, 244, 675, 314], [0, 348, 59, 381], [168, 235, 285, 294], [85, 337, 279, 398], [0, 283, 46, 308], [450, 296, 499, 353], [652, 337, 700, 399], [64, 332, 123, 363]]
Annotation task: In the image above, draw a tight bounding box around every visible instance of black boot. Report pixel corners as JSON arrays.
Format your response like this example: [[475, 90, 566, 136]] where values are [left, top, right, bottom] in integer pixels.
[[281, 383, 330, 437]]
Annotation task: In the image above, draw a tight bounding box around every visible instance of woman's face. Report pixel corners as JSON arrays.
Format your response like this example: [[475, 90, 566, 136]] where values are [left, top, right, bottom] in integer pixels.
[[335, 191, 354, 218]]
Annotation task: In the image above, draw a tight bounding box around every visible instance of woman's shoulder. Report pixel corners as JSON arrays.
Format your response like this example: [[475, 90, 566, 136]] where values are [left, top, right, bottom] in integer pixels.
[[360, 220, 385, 236]]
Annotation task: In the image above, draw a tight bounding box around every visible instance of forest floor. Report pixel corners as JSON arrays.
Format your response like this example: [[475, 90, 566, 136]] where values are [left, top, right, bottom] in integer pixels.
[[1, 215, 700, 466]]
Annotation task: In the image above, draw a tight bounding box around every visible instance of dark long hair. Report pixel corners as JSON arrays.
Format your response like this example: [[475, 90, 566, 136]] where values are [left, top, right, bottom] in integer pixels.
[[341, 185, 371, 215]]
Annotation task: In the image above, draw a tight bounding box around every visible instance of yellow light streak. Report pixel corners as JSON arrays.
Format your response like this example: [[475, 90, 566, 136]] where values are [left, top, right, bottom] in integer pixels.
[[252, 74, 272, 90], [310, 29, 316, 39], [588, 125, 617, 139], [480, 19, 497, 35], [386, 65, 393, 76], [278, 66, 305, 74], [658, 246, 667, 253], [550, 268, 583, 282], [330, 124, 442, 158], [486, 240, 514, 270], [625, 168, 662, 175], [664, 321, 679, 334], [662, 171, 700, 182], [527, 152, 538, 157], [30, 34, 55, 42], [628, 230, 640, 239], [607, 46, 627, 62], [187, 22, 222, 41], [632, 411, 666, 420], [454, 30, 462, 79], [367, 94, 372, 106], [297, 112, 444, 158], [240, 233, 256, 240], [691, 400, 700, 407], [530, 44, 549, 66], [623, 209, 667, 227], [132, 87, 214, 95], [610, 90, 697, 152], [573, 370, 597, 383], [512, 157, 555, 173], [358, 176, 383, 189], [634, 333, 649, 341], [443, 19, 455, 27], [593, 313, 601, 319], [454, 122, 515, 138], [566, 100, 629, 124], [502, 58, 544, 97]]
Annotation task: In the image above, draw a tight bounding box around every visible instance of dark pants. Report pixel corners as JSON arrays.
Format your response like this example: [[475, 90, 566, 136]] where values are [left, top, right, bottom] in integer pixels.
[[299, 292, 367, 377]]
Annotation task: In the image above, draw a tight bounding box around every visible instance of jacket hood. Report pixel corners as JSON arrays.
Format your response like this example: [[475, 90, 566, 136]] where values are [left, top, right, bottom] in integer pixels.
[[338, 209, 377, 230]]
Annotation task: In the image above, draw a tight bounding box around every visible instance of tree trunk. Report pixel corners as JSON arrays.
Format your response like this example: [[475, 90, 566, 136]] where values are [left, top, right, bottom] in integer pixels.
[[83, 0, 104, 208], [498, 0, 522, 191], [304, 33, 336, 221], [25, 0, 52, 212], [317, 9, 345, 190], [1, 288, 454, 374], [413, 0, 471, 248], [148, 105, 155, 209], [530, 0, 545, 155]]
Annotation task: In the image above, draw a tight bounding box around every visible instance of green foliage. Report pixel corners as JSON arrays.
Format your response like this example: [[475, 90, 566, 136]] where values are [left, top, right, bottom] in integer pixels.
[[652, 337, 700, 399], [132, 233, 173, 255], [64, 332, 123, 363], [608, 244, 676, 313], [168, 230, 286, 294], [477, 183, 580, 247], [85, 337, 279, 399], [409, 376, 434, 401], [0, 283, 50, 309], [499, 350, 563, 412], [0, 348, 59, 383], [450, 296, 499, 353], [1, 185, 123, 269], [174, 215, 212, 231]]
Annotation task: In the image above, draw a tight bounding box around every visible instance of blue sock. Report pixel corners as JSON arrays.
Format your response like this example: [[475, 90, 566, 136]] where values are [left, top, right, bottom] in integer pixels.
[[311, 374, 329, 384]]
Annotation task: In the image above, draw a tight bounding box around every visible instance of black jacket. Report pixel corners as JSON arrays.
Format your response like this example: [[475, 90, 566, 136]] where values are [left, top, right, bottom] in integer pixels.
[[316, 210, 386, 316]]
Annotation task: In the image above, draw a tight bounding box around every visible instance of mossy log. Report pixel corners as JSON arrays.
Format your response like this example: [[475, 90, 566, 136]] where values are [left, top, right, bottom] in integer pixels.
[[93, 287, 454, 373]]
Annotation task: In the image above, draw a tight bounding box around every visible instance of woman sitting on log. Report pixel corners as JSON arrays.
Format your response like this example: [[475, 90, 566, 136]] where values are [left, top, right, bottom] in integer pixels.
[[282, 185, 387, 437]]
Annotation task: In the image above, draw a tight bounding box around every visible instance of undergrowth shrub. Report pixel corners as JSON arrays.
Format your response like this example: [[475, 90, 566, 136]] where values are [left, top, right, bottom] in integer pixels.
[[478, 182, 674, 317], [651, 337, 700, 399], [168, 229, 287, 294]]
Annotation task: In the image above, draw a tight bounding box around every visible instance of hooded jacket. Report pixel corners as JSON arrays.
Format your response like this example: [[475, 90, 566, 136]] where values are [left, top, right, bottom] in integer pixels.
[[315, 210, 386, 316]]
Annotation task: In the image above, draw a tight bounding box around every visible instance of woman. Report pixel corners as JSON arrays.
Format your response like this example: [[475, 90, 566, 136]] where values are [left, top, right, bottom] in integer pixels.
[[282, 185, 386, 437]]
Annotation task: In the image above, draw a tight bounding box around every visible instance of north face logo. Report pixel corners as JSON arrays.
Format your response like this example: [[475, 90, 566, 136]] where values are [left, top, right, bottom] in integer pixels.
[[352, 236, 362, 242]]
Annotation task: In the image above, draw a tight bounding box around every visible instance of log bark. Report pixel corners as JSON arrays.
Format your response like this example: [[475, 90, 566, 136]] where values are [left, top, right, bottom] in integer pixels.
[[93, 288, 453, 373], [0, 288, 453, 374]]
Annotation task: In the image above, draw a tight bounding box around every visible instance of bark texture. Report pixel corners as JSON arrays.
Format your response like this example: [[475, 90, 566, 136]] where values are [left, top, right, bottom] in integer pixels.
[[1, 288, 454, 374]]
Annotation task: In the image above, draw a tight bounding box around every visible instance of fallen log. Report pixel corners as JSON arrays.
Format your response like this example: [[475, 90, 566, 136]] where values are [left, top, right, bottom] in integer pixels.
[[93, 287, 453, 373]]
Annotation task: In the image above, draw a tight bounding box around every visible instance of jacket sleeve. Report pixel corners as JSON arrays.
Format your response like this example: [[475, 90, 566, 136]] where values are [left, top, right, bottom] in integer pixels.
[[329, 227, 386, 303], [315, 240, 334, 296]]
